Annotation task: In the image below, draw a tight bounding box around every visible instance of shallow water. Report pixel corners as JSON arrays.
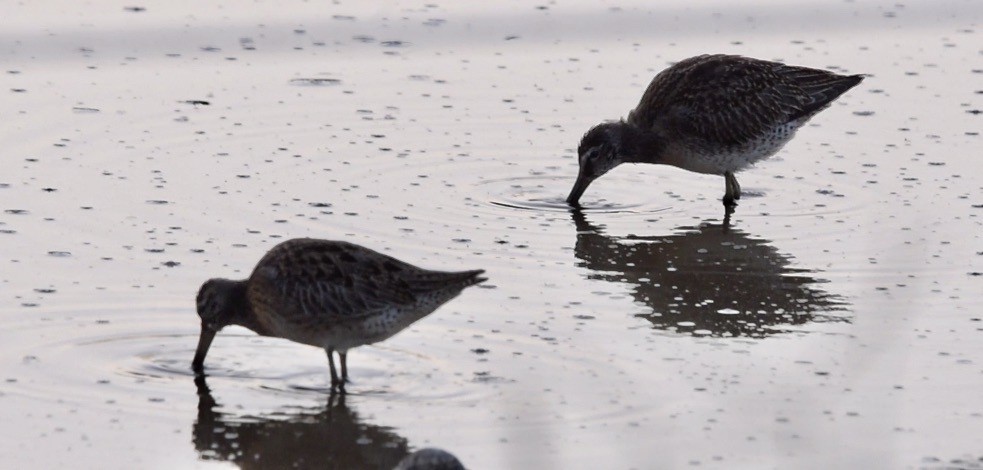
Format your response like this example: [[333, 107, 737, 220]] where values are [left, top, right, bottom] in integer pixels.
[[1, 1, 981, 468]]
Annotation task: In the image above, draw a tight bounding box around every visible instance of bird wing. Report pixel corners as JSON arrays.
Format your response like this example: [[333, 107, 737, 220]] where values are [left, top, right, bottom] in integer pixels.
[[248, 239, 482, 328], [628, 55, 817, 147], [247, 240, 421, 327]]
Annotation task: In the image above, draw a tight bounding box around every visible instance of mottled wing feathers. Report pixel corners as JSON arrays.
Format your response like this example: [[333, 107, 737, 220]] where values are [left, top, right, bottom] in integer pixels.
[[249, 239, 483, 326], [627, 54, 862, 147], [775, 67, 864, 121]]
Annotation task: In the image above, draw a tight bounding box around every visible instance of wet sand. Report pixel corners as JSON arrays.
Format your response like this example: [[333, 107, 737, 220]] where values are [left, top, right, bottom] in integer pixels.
[[1, 1, 981, 468]]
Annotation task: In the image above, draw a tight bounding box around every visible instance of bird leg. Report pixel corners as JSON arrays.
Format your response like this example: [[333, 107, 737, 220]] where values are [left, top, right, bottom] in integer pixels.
[[340, 352, 351, 383], [326, 348, 345, 393], [723, 172, 741, 207]]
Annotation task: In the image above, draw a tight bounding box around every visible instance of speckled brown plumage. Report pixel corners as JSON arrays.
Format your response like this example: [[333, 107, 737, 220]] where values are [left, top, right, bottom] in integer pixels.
[[567, 54, 864, 209], [192, 238, 485, 392]]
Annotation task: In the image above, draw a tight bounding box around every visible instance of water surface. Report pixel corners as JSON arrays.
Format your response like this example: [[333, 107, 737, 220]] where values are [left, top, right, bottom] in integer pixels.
[[1, 1, 981, 468]]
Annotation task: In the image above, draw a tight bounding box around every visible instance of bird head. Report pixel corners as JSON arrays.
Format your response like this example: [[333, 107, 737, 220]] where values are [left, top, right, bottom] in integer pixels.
[[567, 122, 628, 206], [192, 278, 242, 372], [195, 278, 241, 331]]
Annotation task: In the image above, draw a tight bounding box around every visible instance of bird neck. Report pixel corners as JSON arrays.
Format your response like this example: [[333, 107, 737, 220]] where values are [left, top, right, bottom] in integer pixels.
[[617, 123, 666, 164], [224, 281, 269, 336]]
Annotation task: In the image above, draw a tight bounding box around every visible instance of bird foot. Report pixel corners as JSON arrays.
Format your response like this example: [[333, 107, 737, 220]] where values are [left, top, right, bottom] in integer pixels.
[[330, 380, 347, 394]]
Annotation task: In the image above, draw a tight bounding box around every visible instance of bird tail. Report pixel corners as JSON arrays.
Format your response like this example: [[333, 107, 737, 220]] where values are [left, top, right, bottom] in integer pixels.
[[801, 73, 864, 100], [444, 269, 487, 289], [411, 269, 486, 294], [783, 68, 865, 120]]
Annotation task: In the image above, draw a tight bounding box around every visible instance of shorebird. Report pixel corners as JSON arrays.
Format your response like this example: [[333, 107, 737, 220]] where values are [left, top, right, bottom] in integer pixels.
[[192, 238, 485, 393], [566, 54, 864, 209]]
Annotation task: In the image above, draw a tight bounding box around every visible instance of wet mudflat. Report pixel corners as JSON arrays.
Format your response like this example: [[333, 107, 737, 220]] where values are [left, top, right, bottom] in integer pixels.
[[1, 1, 981, 468]]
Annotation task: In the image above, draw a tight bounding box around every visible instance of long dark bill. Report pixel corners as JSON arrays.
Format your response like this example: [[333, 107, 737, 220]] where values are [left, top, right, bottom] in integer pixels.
[[192, 323, 217, 374], [566, 170, 593, 206]]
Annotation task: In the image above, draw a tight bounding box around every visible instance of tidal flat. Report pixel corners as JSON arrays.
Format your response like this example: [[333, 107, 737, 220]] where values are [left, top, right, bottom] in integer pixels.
[[1, 1, 981, 468]]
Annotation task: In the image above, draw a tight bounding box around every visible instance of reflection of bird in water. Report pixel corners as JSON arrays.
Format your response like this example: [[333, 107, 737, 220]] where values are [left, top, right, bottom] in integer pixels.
[[193, 375, 410, 469], [572, 211, 846, 337], [567, 54, 864, 210], [192, 238, 486, 393]]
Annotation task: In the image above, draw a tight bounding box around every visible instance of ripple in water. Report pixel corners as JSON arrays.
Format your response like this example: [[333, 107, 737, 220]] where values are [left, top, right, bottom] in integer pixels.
[[0, 306, 495, 414], [477, 175, 669, 214]]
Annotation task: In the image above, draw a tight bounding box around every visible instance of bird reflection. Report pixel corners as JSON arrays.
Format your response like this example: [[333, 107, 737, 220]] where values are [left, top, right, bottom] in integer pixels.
[[193, 376, 409, 469], [572, 211, 846, 337]]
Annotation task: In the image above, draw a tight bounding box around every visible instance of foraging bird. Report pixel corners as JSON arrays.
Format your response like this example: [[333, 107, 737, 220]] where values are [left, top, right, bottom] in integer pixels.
[[192, 238, 486, 393], [566, 54, 864, 208]]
